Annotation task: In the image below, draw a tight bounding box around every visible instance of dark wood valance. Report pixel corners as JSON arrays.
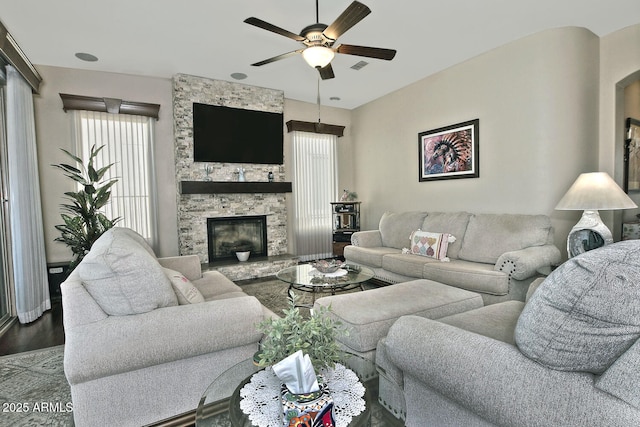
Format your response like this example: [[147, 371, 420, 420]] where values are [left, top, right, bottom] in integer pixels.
[[0, 19, 42, 93], [59, 93, 160, 119], [286, 120, 345, 137]]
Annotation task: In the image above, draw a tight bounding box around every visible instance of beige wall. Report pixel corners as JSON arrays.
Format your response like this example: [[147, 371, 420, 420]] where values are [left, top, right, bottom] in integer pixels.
[[33, 65, 177, 262], [350, 27, 601, 254]]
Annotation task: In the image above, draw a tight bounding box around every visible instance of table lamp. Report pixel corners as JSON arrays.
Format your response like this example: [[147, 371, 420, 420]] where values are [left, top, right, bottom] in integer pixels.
[[556, 172, 637, 258]]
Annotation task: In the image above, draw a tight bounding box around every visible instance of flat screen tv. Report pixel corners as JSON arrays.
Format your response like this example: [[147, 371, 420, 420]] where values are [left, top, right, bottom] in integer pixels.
[[193, 103, 284, 164]]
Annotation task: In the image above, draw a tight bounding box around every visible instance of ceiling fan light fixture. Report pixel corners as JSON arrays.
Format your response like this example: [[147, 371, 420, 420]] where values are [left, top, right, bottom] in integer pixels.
[[302, 46, 335, 68]]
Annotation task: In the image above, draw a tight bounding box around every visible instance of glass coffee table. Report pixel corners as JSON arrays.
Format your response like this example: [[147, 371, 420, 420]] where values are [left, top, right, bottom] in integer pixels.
[[276, 264, 375, 304], [195, 353, 403, 427]]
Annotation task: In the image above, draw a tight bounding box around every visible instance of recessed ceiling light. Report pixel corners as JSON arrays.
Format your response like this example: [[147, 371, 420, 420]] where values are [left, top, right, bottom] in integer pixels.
[[329, 96, 341, 101], [75, 52, 98, 62], [231, 72, 248, 80]]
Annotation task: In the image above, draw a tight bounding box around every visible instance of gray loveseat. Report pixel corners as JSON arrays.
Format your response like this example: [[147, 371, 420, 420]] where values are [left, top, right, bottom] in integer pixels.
[[345, 211, 561, 304], [62, 227, 273, 426], [378, 241, 640, 426]]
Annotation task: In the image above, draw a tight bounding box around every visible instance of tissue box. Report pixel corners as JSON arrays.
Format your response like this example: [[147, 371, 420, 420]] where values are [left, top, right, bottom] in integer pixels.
[[281, 382, 335, 427]]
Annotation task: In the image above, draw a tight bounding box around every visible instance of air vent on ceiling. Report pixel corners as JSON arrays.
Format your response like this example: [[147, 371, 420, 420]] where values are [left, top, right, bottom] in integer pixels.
[[350, 61, 369, 70]]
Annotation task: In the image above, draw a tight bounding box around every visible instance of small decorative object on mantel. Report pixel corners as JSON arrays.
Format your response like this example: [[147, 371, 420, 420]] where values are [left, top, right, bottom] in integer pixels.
[[203, 163, 213, 181], [237, 167, 246, 182], [268, 171, 274, 182]]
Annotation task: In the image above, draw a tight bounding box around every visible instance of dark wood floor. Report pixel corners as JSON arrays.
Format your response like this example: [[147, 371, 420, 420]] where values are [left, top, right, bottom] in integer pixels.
[[0, 299, 65, 356]]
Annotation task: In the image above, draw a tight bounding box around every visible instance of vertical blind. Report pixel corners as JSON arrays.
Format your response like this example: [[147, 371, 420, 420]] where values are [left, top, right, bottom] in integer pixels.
[[73, 110, 157, 245], [291, 131, 338, 261]]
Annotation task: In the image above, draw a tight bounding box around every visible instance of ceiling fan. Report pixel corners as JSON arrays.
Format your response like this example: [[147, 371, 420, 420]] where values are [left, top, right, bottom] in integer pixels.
[[244, 0, 396, 80]]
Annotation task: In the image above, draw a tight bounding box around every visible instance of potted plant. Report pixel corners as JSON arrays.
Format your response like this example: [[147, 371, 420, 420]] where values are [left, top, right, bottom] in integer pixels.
[[52, 144, 119, 270], [255, 292, 347, 370]]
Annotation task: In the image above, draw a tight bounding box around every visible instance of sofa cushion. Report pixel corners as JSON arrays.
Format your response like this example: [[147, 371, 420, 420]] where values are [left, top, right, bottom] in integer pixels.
[[382, 253, 439, 278], [163, 268, 205, 304], [409, 230, 455, 261], [78, 228, 178, 316], [422, 259, 509, 295], [595, 338, 640, 409], [420, 212, 471, 259], [438, 300, 525, 345], [458, 214, 552, 264], [515, 240, 640, 373], [379, 211, 428, 249], [314, 279, 483, 353], [343, 246, 401, 268]]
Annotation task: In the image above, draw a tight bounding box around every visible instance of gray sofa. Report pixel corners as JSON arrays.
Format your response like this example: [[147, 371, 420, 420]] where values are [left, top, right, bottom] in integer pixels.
[[61, 227, 273, 427], [379, 241, 640, 426], [344, 211, 561, 304]]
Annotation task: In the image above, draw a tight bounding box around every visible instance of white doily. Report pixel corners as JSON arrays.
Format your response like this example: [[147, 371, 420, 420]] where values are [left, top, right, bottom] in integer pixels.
[[239, 363, 366, 427]]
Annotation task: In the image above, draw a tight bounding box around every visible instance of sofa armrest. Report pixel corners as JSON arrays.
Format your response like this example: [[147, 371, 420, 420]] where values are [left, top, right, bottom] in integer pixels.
[[494, 244, 561, 280], [64, 295, 264, 384], [386, 316, 638, 426], [158, 255, 202, 281], [351, 230, 383, 247]]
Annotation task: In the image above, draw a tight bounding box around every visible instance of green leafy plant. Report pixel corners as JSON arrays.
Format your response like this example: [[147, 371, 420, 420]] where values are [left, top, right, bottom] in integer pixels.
[[256, 292, 348, 370], [52, 144, 119, 270]]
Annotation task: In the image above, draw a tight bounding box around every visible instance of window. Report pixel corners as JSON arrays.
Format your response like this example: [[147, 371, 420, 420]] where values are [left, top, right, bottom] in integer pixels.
[[291, 131, 338, 261], [73, 110, 157, 245]]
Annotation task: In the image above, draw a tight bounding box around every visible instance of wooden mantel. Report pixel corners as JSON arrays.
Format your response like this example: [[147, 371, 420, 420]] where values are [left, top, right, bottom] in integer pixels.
[[180, 181, 292, 195]]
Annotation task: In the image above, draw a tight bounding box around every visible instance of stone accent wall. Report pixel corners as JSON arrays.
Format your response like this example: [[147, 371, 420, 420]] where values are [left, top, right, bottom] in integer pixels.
[[173, 74, 290, 265]]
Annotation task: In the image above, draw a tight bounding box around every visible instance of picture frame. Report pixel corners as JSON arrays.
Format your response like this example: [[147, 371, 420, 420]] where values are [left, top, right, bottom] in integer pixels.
[[624, 117, 640, 192], [418, 119, 479, 182]]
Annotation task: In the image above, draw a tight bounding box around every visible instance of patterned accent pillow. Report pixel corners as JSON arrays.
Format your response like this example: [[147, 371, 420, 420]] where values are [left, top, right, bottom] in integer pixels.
[[409, 230, 456, 261], [163, 267, 205, 305]]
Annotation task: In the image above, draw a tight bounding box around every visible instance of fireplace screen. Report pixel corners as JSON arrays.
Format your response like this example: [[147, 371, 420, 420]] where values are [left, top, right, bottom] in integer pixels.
[[207, 215, 268, 262]]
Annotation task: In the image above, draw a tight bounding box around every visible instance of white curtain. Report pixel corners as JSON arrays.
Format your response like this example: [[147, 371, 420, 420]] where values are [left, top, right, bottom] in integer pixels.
[[6, 65, 49, 324], [291, 131, 338, 261]]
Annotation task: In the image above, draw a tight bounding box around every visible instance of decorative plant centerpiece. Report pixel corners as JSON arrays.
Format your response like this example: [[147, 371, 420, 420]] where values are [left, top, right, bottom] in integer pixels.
[[53, 144, 119, 270], [255, 292, 347, 370]]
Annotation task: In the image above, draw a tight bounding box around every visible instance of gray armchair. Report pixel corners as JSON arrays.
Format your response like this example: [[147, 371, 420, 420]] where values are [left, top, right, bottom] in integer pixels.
[[62, 228, 270, 426], [379, 241, 640, 426]]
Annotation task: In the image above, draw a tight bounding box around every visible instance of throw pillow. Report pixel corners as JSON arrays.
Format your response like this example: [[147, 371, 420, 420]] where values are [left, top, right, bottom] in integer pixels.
[[408, 230, 456, 261], [515, 240, 640, 374], [163, 267, 205, 304], [78, 227, 178, 316]]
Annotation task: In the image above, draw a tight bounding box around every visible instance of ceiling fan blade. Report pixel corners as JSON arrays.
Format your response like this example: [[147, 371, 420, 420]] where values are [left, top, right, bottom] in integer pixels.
[[244, 17, 305, 42], [318, 63, 335, 80], [336, 44, 396, 60], [251, 50, 303, 67], [323, 1, 371, 41]]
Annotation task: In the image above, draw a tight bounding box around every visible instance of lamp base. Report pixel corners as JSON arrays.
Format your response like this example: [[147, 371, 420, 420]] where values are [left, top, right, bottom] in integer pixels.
[[567, 210, 613, 258]]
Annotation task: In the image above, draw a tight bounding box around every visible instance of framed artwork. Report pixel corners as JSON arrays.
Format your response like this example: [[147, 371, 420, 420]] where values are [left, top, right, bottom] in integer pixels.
[[418, 119, 479, 182], [624, 117, 640, 192]]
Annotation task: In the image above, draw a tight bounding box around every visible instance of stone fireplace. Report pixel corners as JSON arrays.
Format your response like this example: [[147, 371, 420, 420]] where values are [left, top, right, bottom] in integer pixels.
[[172, 74, 297, 280], [207, 215, 267, 262]]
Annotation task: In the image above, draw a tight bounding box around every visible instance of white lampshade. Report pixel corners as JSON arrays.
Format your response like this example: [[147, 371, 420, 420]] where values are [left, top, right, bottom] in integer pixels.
[[555, 172, 637, 211], [302, 46, 335, 68]]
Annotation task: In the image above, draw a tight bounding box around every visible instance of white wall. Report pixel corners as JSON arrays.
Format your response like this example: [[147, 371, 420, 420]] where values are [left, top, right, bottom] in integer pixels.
[[33, 65, 176, 262], [350, 27, 601, 254]]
